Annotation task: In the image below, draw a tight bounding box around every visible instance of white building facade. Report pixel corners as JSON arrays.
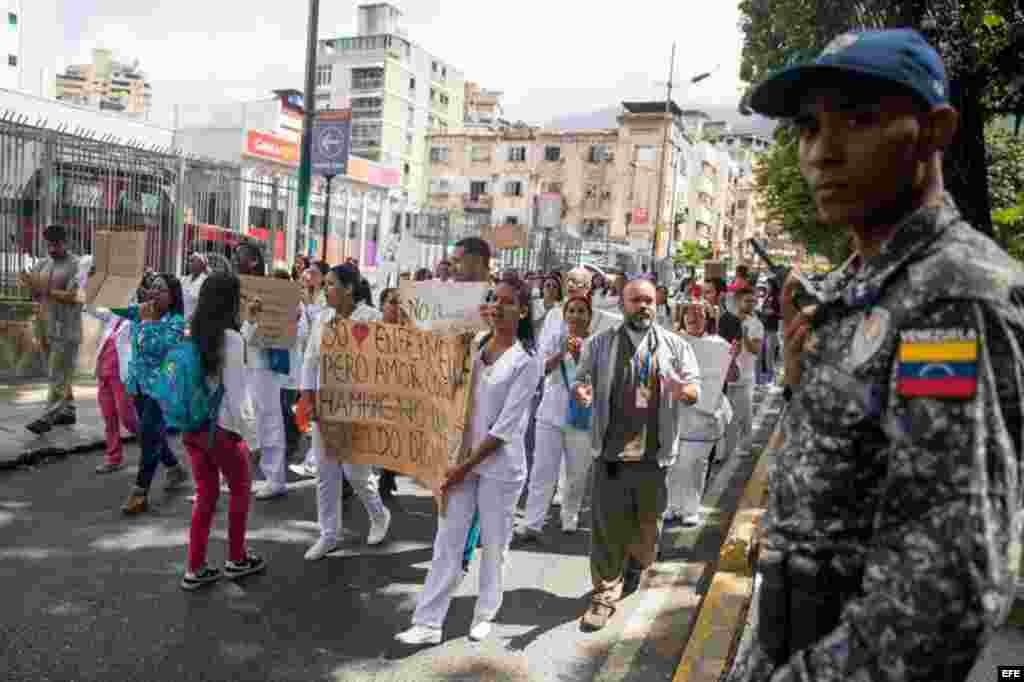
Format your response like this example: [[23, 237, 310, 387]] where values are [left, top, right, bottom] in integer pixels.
[[1, 0, 57, 96]]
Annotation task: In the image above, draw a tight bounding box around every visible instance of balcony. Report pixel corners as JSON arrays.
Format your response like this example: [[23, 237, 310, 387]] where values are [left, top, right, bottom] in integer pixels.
[[463, 193, 493, 210], [351, 78, 384, 92]]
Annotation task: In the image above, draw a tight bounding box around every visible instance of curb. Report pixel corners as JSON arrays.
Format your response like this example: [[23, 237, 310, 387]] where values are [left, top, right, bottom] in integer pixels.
[[0, 429, 136, 471], [672, 390, 783, 682]]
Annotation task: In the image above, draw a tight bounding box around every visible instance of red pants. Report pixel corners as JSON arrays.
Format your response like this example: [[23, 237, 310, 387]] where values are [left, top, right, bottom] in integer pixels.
[[184, 428, 252, 572], [97, 373, 138, 465]]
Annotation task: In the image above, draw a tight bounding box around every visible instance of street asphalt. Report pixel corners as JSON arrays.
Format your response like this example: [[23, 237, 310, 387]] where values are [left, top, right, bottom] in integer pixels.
[[0, 384, 780, 682]]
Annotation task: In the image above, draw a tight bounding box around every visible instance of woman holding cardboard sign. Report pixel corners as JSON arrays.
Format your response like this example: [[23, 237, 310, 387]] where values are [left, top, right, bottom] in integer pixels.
[[300, 263, 392, 561], [396, 277, 542, 645]]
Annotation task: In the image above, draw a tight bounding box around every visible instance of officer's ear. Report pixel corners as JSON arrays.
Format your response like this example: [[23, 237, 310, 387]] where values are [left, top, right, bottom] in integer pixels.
[[917, 105, 959, 159]]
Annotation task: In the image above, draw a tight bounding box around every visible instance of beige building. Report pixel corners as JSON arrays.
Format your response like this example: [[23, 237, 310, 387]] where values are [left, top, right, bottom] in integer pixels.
[[55, 48, 152, 116], [425, 101, 687, 270], [463, 81, 505, 126]]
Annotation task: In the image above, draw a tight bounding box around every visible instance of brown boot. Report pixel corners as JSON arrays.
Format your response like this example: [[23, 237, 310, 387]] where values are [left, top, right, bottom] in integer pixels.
[[121, 489, 148, 515]]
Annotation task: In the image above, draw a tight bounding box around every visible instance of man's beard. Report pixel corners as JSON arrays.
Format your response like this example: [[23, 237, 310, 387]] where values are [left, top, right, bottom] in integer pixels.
[[626, 312, 652, 331]]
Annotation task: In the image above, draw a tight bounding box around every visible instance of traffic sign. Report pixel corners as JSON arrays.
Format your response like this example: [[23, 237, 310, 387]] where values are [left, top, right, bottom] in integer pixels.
[[311, 109, 352, 178]]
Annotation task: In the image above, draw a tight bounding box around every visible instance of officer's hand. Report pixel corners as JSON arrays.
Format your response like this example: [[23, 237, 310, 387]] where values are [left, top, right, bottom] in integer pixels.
[[781, 270, 818, 387]]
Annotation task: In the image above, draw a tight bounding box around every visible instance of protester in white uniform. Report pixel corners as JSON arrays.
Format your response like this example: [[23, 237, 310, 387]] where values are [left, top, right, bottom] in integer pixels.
[[237, 242, 305, 500], [665, 301, 733, 525], [723, 287, 763, 460], [291, 261, 329, 479], [655, 285, 674, 329], [182, 253, 208, 322], [396, 277, 542, 645], [516, 294, 594, 541], [301, 263, 392, 560]]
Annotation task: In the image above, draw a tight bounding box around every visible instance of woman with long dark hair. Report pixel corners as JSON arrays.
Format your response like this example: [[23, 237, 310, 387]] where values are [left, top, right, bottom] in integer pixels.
[[301, 263, 392, 560], [180, 272, 265, 590], [237, 241, 300, 500], [397, 276, 541, 645], [110, 273, 189, 514]]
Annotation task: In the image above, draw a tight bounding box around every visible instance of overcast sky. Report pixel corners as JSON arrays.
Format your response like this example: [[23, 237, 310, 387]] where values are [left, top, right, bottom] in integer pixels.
[[58, 0, 748, 128]]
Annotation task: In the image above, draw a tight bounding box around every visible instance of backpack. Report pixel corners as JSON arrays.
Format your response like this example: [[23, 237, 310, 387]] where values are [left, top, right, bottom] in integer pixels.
[[153, 339, 225, 445]]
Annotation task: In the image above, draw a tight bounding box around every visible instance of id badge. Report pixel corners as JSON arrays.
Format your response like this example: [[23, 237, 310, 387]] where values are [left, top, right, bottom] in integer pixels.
[[619, 430, 646, 462], [635, 384, 651, 409]]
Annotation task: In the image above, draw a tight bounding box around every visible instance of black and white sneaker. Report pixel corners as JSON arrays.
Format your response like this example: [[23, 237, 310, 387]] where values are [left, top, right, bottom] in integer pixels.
[[181, 565, 221, 591], [224, 553, 266, 580]]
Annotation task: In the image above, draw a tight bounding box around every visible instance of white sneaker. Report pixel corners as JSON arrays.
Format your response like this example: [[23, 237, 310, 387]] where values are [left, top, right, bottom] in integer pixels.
[[468, 621, 492, 642], [551, 491, 563, 507], [367, 507, 392, 546], [288, 463, 317, 479], [255, 485, 287, 500], [304, 537, 338, 561], [561, 517, 578, 534], [395, 624, 442, 645]]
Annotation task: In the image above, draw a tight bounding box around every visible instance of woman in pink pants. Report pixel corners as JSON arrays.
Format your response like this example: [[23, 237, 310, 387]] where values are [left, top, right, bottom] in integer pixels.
[[85, 305, 139, 474], [180, 271, 265, 591]]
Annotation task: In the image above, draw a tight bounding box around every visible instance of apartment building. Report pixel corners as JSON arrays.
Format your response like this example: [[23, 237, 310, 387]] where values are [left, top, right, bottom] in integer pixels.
[[464, 81, 505, 127], [316, 3, 465, 205], [55, 48, 152, 116], [424, 101, 688, 270]]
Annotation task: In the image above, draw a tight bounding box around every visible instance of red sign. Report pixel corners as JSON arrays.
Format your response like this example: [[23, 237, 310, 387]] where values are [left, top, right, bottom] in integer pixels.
[[245, 130, 300, 167], [632, 208, 649, 225]]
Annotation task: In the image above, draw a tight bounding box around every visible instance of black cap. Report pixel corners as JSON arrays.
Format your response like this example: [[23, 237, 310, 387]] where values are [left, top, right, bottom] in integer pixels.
[[43, 224, 67, 242]]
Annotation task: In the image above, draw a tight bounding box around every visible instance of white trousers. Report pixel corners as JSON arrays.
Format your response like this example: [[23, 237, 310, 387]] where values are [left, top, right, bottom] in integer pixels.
[[666, 438, 717, 517], [249, 368, 287, 490], [412, 474, 523, 629], [524, 424, 592, 531], [311, 425, 385, 542], [724, 382, 754, 460]]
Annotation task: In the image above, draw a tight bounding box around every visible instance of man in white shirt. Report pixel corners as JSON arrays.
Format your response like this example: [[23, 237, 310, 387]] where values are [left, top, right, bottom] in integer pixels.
[[723, 287, 763, 460], [182, 253, 208, 321]]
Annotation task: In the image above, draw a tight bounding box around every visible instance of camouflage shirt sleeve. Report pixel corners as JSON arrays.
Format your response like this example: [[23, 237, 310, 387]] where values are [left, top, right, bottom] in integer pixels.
[[768, 298, 1023, 682]]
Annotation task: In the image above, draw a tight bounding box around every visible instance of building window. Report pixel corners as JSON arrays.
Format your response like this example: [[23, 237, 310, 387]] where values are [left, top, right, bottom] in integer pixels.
[[432, 61, 438, 73], [409, 77, 416, 91], [635, 145, 656, 163], [505, 181, 523, 197], [508, 146, 526, 162], [316, 64, 332, 87], [505, 216, 519, 225], [351, 96, 382, 118], [7, 55, 16, 67], [470, 146, 491, 163], [7, 12, 16, 29], [351, 66, 384, 91], [544, 146, 561, 162], [433, 178, 451, 193], [430, 147, 448, 163], [470, 181, 488, 198], [545, 182, 563, 193], [589, 144, 610, 163]]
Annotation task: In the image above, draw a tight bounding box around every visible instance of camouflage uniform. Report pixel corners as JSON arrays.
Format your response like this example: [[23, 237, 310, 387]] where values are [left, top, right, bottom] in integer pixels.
[[729, 196, 1024, 682]]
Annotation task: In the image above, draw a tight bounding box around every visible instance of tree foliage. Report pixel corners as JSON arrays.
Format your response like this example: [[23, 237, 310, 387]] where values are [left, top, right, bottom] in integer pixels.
[[754, 122, 1024, 263], [737, 0, 1024, 237], [673, 240, 713, 272]]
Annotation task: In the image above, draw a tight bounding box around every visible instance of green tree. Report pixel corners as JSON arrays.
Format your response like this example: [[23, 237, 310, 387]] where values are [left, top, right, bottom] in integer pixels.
[[737, 0, 1024, 237], [674, 240, 713, 275]]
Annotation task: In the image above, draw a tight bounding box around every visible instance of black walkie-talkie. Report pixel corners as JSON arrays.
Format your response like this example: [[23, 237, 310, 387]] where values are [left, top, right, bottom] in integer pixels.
[[748, 238, 822, 311]]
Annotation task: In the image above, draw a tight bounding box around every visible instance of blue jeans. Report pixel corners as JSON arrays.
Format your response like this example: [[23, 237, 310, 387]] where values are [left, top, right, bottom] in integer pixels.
[[134, 394, 179, 491]]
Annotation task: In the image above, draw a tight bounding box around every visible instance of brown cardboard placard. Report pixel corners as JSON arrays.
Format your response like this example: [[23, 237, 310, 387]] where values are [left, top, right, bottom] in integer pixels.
[[86, 229, 146, 306], [239, 275, 301, 347], [318, 320, 473, 498]]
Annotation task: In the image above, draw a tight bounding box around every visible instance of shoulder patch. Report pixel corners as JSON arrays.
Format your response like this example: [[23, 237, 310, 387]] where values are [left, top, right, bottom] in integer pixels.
[[897, 328, 977, 399]]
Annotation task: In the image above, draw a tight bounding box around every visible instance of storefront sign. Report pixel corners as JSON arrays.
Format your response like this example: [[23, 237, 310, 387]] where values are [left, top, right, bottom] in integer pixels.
[[244, 130, 300, 167]]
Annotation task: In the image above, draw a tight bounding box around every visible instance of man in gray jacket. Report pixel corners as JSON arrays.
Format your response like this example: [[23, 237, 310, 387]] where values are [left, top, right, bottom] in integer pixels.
[[574, 278, 701, 631]]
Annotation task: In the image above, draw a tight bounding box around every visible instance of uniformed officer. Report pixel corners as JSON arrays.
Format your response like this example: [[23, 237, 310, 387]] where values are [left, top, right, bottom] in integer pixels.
[[731, 29, 1024, 682]]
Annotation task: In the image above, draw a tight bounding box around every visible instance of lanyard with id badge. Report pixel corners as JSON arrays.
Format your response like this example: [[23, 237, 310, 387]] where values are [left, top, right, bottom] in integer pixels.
[[619, 332, 658, 462]]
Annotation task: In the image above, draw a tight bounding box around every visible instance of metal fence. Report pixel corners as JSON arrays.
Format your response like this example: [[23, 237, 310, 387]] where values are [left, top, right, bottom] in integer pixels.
[[0, 112, 294, 300]]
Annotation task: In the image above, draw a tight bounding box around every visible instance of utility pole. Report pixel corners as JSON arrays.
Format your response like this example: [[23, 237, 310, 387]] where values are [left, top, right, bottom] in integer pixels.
[[297, 0, 320, 256], [651, 42, 676, 269]]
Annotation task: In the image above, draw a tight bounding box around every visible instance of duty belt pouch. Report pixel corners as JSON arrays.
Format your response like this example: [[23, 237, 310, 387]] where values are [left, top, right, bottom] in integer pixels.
[[756, 548, 790, 662], [786, 553, 843, 654]]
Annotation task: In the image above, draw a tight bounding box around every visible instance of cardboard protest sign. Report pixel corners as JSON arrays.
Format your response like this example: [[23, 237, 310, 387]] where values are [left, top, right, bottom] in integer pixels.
[[687, 335, 732, 414], [239, 275, 300, 347], [86, 228, 146, 307], [399, 280, 490, 335], [318, 320, 474, 492]]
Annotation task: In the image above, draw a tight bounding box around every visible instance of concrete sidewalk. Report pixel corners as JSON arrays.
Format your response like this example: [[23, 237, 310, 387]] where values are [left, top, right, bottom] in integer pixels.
[[0, 381, 129, 470]]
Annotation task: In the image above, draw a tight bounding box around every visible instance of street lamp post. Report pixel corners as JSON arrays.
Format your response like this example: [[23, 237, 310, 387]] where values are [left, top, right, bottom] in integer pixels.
[[297, 0, 320, 251]]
